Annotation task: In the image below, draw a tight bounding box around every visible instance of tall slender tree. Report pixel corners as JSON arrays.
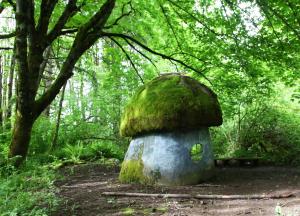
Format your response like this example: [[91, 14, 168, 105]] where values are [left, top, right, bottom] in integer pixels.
[[0, 55, 3, 127], [6, 41, 16, 129]]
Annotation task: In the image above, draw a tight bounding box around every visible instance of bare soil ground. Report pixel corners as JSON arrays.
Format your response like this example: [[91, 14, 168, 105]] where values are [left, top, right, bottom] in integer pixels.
[[52, 164, 300, 216]]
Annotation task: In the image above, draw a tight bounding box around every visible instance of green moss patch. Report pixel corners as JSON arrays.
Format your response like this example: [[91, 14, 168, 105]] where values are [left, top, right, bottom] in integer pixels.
[[119, 159, 145, 183], [120, 74, 222, 137], [119, 159, 159, 184]]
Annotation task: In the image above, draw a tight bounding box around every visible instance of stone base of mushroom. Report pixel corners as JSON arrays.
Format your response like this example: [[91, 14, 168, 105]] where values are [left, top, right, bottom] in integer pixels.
[[119, 128, 215, 185]]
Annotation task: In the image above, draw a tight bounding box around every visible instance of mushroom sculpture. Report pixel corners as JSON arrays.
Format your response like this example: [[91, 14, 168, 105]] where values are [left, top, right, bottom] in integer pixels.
[[119, 73, 222, 185]]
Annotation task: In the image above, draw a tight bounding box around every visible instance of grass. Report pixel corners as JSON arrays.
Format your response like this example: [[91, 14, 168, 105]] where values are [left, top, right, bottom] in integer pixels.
[[0, 158, 60, 216]]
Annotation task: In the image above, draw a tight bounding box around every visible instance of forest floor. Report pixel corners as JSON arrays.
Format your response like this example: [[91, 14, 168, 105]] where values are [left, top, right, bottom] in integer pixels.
[[52, 163, 300, 216]]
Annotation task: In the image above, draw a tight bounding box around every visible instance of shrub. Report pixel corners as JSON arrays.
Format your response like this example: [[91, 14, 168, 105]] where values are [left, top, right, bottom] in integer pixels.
[[212, 104, 300, 165], [0, 160, 59, 215], [55, 141, 125, 163]]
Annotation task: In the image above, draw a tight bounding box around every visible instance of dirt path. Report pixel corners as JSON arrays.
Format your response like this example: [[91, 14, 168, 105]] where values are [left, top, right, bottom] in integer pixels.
[[52, 164, 300, 216]]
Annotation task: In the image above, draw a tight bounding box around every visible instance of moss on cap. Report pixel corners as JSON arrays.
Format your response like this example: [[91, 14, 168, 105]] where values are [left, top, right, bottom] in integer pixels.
[[120, 73, 222, 137]]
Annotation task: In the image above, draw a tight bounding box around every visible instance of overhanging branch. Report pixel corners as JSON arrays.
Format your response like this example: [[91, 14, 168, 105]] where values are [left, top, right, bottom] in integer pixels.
[[260, 1, 300, 41], [37, 0, 59, 36], [0, 47, 13, 50], [34, 0, 117, 117], [123, 38, 158, 72], [104, 1, 133, 29], [167, 0, 226, 38], [101, 32, 212, 84], [0, 32, 16, 39], [160, 4, 182, 51], [47, 0, 79, 43], [109, 37, 144, 83]]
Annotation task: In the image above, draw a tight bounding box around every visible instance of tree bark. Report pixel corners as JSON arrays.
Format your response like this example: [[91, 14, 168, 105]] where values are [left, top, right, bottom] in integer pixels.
[[6, 41, 16, 129], [80, 74, 85, 120], [0, 56, 3, 127], [40, 47, 52, 117], [9, 0, 116, 166], [2, 55, 7, 125], [9, 113, 34, 166], [50, 83, 66, 150]]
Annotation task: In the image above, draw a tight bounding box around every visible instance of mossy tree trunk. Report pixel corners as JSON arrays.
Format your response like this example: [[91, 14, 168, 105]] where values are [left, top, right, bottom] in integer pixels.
[[9, 113, 35, 166], [9, 0, 116, 166]]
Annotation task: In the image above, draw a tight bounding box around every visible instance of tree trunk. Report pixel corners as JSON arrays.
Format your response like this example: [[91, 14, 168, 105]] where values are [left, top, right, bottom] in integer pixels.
[[0, 56, 3, 127], [39, 46, 52, 117], [6, 41, 16, 129], [80, 75, 86, 120], [9, 113, 34, 166], [1, 54, 7, 126], [8, 0, 116, 167], [50, 83, 66, 150]]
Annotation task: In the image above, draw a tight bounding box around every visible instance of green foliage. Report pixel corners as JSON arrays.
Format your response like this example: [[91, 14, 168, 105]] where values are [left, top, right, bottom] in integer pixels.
[[55, 141, 124, 163], [0, 0, 299, 214], [212, 101, 300, 164], [0, 160, 59, 216], [120, 74, 222, 137], [0, 130, 11, 158], [30, 116, 54, 155], [241, 107, 300, 164], [190, 144, 203, 162]]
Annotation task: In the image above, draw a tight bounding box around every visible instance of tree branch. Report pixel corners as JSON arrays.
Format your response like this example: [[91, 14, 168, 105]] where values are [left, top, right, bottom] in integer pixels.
[[15, 0, 29, 76], [109, 37, 144, 83], [79, 0, 116, 35], [47, 0, 79, 43], [61, 28, 78, 35], [104, 1, 132, 29], [123, 38, 158, 72], [285, 0, 300, 28], [160, 4, 182, 51], [34, 0, 116, 117], [26, 0, 36, 37], [0, 32, 16, 39], [37, 0, 59, 36], [169, 52, 208, 64], [257, 0, 300, 42], [0, 47, 13, 50], [101, 32, 212, 84], [70, 0, 116, 57], [167, 0, 227, 38]]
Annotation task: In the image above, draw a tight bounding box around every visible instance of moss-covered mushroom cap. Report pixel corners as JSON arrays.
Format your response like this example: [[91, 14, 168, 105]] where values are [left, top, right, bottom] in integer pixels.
[[120, 73, 222, 137]]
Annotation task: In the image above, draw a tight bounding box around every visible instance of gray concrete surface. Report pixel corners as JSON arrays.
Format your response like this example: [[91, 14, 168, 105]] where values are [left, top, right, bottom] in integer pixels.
[[123, 128, 215, 185]]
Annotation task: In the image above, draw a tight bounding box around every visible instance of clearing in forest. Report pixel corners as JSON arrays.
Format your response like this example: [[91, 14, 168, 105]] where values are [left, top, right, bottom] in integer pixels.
[[53, 164, 300, 216]]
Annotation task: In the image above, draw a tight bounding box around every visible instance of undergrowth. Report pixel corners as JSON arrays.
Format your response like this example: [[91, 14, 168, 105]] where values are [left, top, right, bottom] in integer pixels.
[[0, 158, 59, 216], [212, 104, 300, 165], [0, 138, 124, 216]]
